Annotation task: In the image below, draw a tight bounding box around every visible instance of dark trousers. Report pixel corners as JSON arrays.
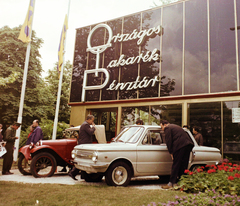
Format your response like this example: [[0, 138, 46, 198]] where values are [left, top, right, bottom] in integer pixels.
[[170, 144, 193, 184], [2, 142, 14, 173], [69, 167, 80, 177]]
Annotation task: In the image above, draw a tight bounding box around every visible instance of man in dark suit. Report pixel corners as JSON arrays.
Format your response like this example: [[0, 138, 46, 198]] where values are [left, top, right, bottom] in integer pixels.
[[68, 114, 96, 180], [2, 122, 21, 175], [160, 120, 194, 189]]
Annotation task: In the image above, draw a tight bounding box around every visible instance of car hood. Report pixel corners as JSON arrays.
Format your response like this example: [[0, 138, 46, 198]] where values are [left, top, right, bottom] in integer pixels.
[[74, 142, 136, 151]]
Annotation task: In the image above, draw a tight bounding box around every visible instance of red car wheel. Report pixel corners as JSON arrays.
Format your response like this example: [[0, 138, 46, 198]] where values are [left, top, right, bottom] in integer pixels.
[[30, 152, 57, 178]]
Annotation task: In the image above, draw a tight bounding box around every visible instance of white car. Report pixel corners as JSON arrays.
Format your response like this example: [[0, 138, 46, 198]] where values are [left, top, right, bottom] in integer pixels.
[[71, 125, 221, 186]]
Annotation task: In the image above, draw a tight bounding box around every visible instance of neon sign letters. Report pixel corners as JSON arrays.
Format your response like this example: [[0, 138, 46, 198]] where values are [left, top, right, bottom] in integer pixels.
[[81, 23, 162, 102]]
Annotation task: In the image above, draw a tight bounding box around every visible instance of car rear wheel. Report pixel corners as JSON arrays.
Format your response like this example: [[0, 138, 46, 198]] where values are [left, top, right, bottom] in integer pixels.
[[30, 152, 57, 178], [105, 161, 132, 186], [81, 171, 103, 182], [190, 165, 202, 172], [18, 153, 31, 175]]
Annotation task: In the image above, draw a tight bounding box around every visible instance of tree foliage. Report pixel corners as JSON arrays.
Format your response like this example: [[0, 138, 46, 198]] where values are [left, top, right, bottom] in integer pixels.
[[0, 26, 72, 139], [0, 26, 43, 130]]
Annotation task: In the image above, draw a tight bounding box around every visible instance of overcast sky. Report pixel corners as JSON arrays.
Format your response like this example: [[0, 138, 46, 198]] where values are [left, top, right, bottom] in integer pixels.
[[0, 0, 161, 77]]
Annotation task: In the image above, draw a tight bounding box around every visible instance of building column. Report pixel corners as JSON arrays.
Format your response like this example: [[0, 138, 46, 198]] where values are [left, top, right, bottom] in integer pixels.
[[182, 101, 188, 127]]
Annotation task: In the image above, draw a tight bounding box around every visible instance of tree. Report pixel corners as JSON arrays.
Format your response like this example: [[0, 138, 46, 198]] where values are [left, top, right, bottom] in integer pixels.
[[44, 60, 72, 124], [0, 25, 44, 130]]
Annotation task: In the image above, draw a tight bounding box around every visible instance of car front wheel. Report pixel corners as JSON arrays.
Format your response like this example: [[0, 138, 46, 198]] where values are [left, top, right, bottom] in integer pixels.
[[30, 152, 57, 178], [105, 161, 132, 186], [18, 153, 31, 175]]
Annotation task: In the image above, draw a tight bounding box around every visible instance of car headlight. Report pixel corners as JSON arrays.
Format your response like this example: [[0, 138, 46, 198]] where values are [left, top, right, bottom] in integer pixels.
[[92, 151, 98, 163], [71, 150, 77, 159]]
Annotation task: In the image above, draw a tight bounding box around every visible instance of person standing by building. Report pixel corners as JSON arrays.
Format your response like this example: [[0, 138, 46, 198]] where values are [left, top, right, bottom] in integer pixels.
[[30, 120, 43, 145], [2, 122, 21, 175], [192, 126, 203, 146], [160, 120, 194, 189], [68, 114, 96, 180]]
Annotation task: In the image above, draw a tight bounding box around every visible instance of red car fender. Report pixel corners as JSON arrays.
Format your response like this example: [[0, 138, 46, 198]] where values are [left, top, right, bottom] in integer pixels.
[[19, 145, 32, 160], [30, 145, 66, 161]]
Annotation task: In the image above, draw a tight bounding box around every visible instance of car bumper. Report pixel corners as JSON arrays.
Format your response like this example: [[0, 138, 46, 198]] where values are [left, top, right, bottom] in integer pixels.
[[74, 162, 109, 173]]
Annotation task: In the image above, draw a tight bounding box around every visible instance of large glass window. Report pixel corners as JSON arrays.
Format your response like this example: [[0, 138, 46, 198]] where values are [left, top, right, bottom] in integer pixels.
[[85, 25, 106, 101], [139, 9, 161, 98], [150, 104, 182, 126], [236, 0, 240, 86], [70, 27, 90, 102], [223, 101, 240, 161], [102, 19, 122, 101], [188, 102, 221, 149], [210, 0, 237, 93], [119, 14, 141, 100], [122, 106, 149, 126], [185, 0, 208, 94], [161, 3, 183, 96]]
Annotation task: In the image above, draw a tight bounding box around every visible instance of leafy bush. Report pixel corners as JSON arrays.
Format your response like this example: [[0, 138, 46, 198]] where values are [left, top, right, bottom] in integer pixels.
[[40, 119, 69, 140], [178, 162, 240, 195]]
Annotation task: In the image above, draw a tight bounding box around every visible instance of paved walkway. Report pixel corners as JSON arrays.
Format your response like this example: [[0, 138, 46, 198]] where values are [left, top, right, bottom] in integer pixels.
[[0, 168, 165, 189]]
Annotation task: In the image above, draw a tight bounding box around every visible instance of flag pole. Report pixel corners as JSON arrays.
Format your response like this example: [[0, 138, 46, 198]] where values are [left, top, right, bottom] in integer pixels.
[[52, 0, 71, 140], [14, 0, 36, 161]]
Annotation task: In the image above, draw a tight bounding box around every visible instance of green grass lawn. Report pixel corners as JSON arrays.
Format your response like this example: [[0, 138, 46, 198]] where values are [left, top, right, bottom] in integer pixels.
[[0, 181, 185, 206], [0, 159, 187, 206]]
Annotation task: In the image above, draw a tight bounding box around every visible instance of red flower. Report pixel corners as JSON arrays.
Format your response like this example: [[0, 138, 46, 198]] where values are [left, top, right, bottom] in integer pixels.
[[233, 164, 237, 167], [197, 168, 203, 173], [201, 166, 205, 169], [229, 168, 235, 172], [234, 173, 240, 178], [189, 172, 194, 175], [228, 176, 234, 180], [184, 169, 190, 174], [229, 163, 232, 166]]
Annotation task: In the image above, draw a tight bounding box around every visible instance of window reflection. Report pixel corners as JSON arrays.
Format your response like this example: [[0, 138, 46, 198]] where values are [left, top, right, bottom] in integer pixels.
[[185, 0, 208, 94], [210, 0, 237, 93], [223, 101, 240, 161], [150, 104, 182, 126], [188, 102, 221, 149], [102, 19, 122, 101], [70, 27, 90, 102], [236, 0, 240, 88], [119, 14, 141, 100], [122, 106, 149, 126], [161, 3, 183, 96], [139, 9, 161, 98]]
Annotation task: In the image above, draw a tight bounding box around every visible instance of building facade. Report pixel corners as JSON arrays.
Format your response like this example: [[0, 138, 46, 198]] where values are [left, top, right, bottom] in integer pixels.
[[69, 0, 240, 160]]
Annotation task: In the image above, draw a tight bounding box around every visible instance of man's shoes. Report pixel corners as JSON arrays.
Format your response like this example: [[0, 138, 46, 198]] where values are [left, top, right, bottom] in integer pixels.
[[162, 182, 175, 189], [68, 173, 77, 180], [59, 167, 67, 172], [2, 172, 13, 175]]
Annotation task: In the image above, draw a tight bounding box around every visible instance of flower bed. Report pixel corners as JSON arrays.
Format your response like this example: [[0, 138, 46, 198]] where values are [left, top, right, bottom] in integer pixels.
[[143, 160, 240, 205], [178, 162, 240, 195]]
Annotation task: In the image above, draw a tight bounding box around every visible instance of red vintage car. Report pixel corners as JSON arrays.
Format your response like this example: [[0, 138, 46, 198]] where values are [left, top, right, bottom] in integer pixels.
[[17, 125, 106, 178], [18, 138, 77, 177]]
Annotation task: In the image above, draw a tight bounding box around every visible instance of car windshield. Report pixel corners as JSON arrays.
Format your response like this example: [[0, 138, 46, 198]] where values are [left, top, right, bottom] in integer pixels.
[[114, 127, 144, 143]]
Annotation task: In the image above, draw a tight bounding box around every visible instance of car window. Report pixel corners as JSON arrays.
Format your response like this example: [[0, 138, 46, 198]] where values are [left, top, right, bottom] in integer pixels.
[[115, 127, 144, 143], [142, 130, 163, 145]]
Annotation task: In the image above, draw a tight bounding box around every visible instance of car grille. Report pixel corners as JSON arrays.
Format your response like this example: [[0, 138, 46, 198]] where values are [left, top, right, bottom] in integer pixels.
[[76, 150, 93, 159]]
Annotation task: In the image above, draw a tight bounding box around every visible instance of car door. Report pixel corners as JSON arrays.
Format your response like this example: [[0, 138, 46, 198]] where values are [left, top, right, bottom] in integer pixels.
[[136, 129, 172, 174]]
